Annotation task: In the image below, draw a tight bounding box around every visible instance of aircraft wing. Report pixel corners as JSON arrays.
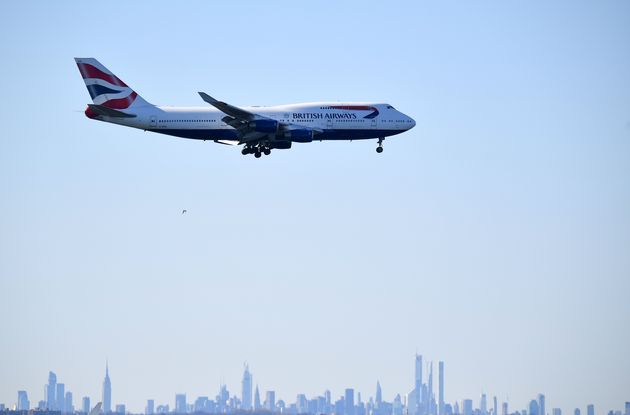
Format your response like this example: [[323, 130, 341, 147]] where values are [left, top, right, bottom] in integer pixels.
[[198, 92, 256, 121], [198, 92, 321, 144]]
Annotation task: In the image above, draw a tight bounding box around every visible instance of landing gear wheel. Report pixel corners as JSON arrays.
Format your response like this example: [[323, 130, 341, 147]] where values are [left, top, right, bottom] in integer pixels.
[[254, 151, 262, 158], [242, 147, 249, 155], [376, 137, 384, 153], [264, 148, 271, 156]]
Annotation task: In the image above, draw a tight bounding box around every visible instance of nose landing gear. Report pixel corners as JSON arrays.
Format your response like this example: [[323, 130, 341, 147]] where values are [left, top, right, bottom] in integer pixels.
[[376, 138, 384, 153]]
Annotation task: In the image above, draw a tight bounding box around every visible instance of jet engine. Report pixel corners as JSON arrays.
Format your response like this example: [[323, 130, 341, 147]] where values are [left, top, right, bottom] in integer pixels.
[[284, 129, 314, 143], [248, 119, 279, 133]]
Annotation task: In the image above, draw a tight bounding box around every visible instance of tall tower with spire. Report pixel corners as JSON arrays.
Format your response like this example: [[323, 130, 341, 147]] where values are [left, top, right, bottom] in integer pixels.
[[241, 364, 253, 411], [102, 362, 112, 414]]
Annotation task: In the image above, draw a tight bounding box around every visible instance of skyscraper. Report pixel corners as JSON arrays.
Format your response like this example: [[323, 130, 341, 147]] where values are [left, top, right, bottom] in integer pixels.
[[83, 397, 91, 414], [265, 391, 275, 412], [175, 394, 187, 414], [242, 364, 253, 411], [46, 372, 57, 410], [17, 391, 30, 410], [587, 405, 594, 415], [103, 362, 112, 414], [65, 391, 73, 414], [502, 402, 508, 415], [529, 400, 539, 415], [481, 394, 487, 415], [413, 354, 422, 415], [415, 355, 423, 392], [345, 389, 355, 415], [428, 363, 434, 415], [625, 402, 630, 415], [538, 395, 545, 415], [575, 409, 581, 415], [376, 381, 382, 410], [146, 400, 154, 415], [493, 397, 497, 415], [438, 362, 444, 415], [463, 400, 473, 415], [56, 383, 65, 413], [254, 386, 261, 411]]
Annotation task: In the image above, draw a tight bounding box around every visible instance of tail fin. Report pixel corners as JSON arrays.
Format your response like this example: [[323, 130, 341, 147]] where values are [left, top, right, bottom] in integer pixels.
[[74, 58, 152, 117]]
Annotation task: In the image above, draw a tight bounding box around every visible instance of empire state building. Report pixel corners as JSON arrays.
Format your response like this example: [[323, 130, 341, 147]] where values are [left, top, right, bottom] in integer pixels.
[[102, 362, 112, 413]]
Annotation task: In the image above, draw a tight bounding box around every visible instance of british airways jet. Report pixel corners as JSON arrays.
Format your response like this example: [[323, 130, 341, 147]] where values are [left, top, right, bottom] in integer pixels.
[[75, 58, 415, 157]]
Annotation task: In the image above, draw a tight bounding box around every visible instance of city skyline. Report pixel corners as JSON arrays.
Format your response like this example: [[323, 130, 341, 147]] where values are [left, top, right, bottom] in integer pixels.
[[1, 356, 627, 415], [1, 1, 628, 415]]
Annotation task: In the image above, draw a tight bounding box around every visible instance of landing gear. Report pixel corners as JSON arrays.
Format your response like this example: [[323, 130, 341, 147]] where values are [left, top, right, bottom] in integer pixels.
[[376, 138, 384, 153], [242, 143, 272, 158]]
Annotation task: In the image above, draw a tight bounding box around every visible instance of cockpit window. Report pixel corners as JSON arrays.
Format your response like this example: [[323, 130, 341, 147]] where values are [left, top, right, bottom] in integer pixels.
[[386, 105, 396, 109]]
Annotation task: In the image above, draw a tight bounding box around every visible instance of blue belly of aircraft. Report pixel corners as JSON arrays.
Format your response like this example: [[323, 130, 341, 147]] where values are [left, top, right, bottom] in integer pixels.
[[148, 128, 404, 141]]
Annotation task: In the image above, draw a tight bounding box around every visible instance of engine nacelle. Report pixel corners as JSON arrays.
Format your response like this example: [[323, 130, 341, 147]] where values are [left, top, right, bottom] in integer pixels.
[[248, 119, 279, 133], [284, 129, 314, 143], [269, 140, 292, 150]]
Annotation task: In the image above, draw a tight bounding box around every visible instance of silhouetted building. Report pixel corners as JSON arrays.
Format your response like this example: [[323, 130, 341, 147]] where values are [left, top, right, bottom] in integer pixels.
[[145, 400, 154, 415], [345, 389, 355, 415], [82, 397, 90, 414], [254, 387, 261, 411], [529, 400, 539, 415], [438, 363, 444, 415], [296, 395, 308, 414], [103, 363, 112, 414], [625, 403, 630, 415], [242, 365, 253, 411], [64, 392, 73, 414], [115, 404, 125, 414], [538, 395, 545, 415], [553, 408, 562, 415], [194, 398, 207, 413], [17, 392, 29, 411], [56, 384, 65, 413], [47, 372, 57, 410], [587, 405, 594, 415], [575, 409, 581, 415], [175, 395, 186, 414], [265, 392, 275, 412]]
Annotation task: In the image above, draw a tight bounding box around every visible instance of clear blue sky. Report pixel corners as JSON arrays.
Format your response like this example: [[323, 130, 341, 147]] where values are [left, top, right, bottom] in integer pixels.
[[1, 0, 629, 413]]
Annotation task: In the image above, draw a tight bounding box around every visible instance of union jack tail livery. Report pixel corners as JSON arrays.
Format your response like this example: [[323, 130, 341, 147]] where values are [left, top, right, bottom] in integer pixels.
[[75, 58, 151, 118]]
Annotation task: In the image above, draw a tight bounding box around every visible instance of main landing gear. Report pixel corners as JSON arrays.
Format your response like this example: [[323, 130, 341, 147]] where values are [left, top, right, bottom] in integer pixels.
[[241, 144, 272, 158], [376, 138, 384, 153]]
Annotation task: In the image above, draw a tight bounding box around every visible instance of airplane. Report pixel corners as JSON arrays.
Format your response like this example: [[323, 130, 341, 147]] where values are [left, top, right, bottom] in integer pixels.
[[75, 58, 416, 157]]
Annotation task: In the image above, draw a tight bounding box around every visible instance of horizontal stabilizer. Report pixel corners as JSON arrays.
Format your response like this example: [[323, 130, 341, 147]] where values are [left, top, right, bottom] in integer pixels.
[[87, 104, 136, 118]]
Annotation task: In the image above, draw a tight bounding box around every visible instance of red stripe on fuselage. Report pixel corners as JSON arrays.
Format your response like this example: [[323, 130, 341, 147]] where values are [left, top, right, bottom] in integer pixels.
[[331, 105, 374, 111], [77, 63, 128, 87]]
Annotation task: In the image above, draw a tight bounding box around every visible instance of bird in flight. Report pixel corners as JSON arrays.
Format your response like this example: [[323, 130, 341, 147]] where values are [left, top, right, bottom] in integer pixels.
[[182, 210, 187, 215]]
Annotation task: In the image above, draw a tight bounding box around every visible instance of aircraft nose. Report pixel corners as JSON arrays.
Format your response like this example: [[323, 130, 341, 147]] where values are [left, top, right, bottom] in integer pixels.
[[408, 116, 416, 129]]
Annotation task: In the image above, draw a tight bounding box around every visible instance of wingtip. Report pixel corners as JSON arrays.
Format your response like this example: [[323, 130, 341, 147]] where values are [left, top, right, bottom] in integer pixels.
[[198, 91, 217, 104]]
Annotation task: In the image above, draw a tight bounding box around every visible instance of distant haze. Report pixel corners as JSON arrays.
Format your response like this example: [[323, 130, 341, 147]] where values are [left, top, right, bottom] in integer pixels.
[[0, 0, 629, 414]]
